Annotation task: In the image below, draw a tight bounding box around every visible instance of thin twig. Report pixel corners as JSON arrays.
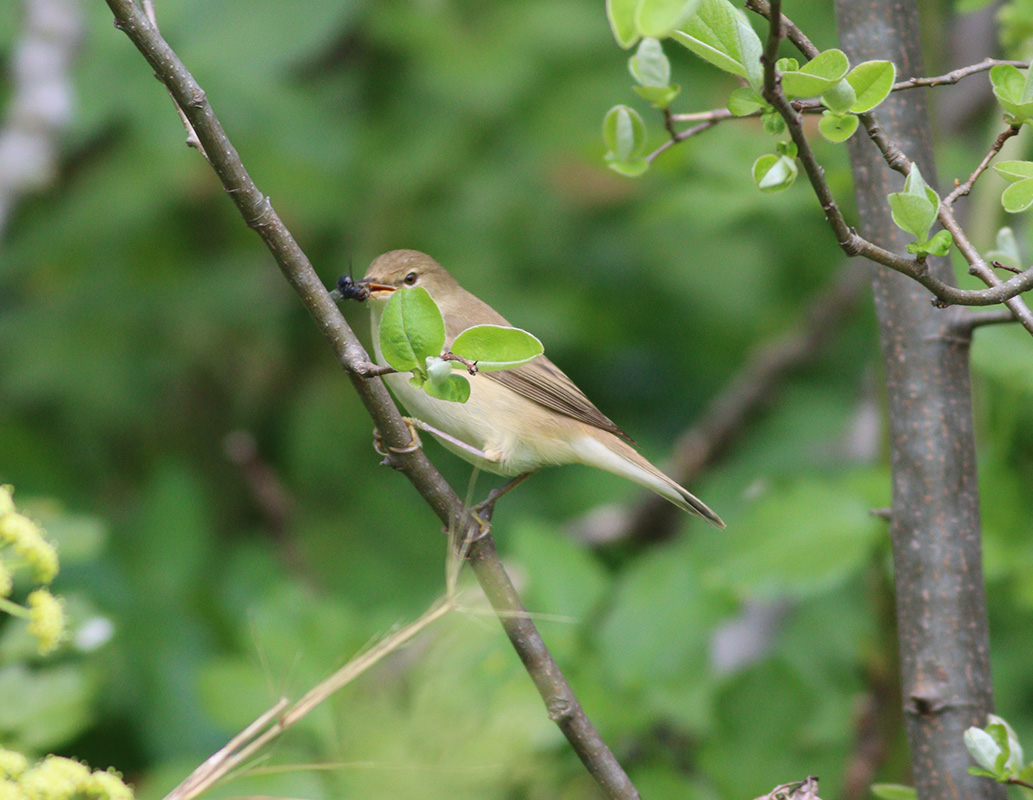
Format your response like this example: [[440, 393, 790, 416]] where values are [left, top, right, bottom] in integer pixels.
[[746, 3, 1033, 321], [103, 3, 640, 799], [944, 124, 1021, 206], [746, 0, 819, 59], [950, 307, 1017, 334], [893, 58, 1029, 90]]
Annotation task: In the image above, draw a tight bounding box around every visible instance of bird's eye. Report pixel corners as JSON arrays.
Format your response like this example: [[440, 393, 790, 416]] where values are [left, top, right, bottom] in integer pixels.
[[403, 272, 418, 285]]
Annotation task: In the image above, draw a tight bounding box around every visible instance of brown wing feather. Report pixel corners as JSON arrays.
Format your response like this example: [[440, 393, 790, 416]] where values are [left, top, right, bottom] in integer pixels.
[[438, 296, 633, 443], [484, 358, 634, 443]]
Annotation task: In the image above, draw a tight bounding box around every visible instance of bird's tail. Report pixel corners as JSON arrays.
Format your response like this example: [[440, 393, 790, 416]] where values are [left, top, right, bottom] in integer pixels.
[[574, 435, 725, 528]]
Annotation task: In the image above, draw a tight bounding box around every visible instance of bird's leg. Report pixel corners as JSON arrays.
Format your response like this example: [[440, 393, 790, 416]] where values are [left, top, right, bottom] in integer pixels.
[[461, 472, 535, 542]]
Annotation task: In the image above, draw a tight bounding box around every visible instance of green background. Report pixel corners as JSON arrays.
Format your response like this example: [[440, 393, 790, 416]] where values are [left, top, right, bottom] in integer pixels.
[[2, 1, 1033, 798]]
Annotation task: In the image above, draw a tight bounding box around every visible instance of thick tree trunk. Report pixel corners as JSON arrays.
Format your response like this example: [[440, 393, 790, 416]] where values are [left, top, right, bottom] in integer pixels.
[[834, 3, 1003, 800]]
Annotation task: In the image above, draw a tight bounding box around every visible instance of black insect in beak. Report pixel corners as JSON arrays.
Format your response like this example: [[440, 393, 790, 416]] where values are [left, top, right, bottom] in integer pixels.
[[329, 274, 375, 302]]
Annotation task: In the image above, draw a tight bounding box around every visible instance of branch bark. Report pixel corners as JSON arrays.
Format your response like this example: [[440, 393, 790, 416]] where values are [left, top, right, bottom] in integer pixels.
[[835, 4, 1003, 800], [102, 2, 639, 797]]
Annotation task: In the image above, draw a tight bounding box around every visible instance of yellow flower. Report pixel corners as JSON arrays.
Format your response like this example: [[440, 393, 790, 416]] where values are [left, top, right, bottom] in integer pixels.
[[26, 590, 65, 656], [86, 770, 133, 800], [20, 757, 90, 800], [0, 749, 28, 780], [0, 514, 58, 585]]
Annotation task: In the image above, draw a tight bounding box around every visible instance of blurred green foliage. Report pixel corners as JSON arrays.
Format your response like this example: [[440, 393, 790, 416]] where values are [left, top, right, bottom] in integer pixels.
[[2, 1, 1033, 799]]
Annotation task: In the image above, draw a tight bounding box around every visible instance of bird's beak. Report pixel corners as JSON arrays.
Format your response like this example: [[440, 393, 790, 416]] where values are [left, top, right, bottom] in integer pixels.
[[366, 283, 397, 299]]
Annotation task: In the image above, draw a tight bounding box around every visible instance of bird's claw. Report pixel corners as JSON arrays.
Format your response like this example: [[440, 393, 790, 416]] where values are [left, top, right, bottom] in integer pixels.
[[372, 417, 422, 462]]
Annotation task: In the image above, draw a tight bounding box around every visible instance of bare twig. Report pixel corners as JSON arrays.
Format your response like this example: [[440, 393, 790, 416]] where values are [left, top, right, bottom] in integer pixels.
[[104, 2, 640, 798], [944, 124, 1021, 206], [893, 58, 1029, 90], [747, 4, 1033, 322], [950, 306, 1017, 334], [746, 0, 819, 59]]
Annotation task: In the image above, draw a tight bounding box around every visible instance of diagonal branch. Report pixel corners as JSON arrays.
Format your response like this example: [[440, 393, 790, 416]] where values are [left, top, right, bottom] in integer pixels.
[[102, 2, 640, 798]]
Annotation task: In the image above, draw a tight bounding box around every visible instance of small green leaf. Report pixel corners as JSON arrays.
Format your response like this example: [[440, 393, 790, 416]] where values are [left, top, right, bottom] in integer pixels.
[[965, 727, 1004, 774], [629, 37, 671, 86], [378, 287, 446, 373], [633, 84, 681, 109], [987, 715, 1024, 773], [887, 166, 940, 240], [846, 60, 895, 112], [889, 193, 937, 240], [775, 140, 797, 158], [603, 104, 648, 162], [607, 0, 641, 48], [635, 0, 703, 39], [821, 79, 857, 114], [775, 57, 799, 73], [727, 86, 764, 116], [1001, 178, 1033, 213], [780, 48, 850, 98], [985, 226, 1022, 270], [924, 229, 954, 256], [607, 158, 650, 176], [994, 160, 1033, 182], [990, 65, 1033, 123], [423, 373, 471, 403], [870, 785, 917, 800], [818, 110, 859, 142], [672, 0, 763, 90], [452, 324, 545, 371], [752, 153, 797, 193], [761, 108, 786, 136]]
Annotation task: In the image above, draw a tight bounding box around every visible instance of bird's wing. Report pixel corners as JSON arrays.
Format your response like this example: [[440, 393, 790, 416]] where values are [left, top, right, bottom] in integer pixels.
[[442, 292, 634, 443], [483, 357, 635, 444]]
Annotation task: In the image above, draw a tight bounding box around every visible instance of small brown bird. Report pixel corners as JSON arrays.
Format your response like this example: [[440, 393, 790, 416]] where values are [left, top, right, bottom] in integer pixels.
[[356, 250, 724, 528]]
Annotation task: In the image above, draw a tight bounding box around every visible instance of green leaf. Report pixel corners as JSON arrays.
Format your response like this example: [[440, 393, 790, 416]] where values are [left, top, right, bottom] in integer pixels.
[[870, 786, 917, 800], [607, 158, 651, 177], [1001, 178, 1033, 213], [965, 727, 1004, 774], [752, 153, 798, 193], [607, 0, 641, 48], [820, 79, 857, 114], [707, 477, 881, 598], [780, 48, 850, 98], [378, 286, 446, 373], [761, 108, 786, 135], [846, 60, 896, 112], [987, 715, 1024, 772], [451, 324, 544, 371], [635, 0, 703, 39], [889, 193, 936, 240], [423, 373, 471, 403], [727, 86, 764, 116], [672, 0, 763, 90], [986, 226, 1022, 270], [887, 166, 939, 240], [990, 65, 1033, 123], [603, 104, 647, 162], [775, 139, 797, 158], [924, 229, 954, 256], [818, 111, 858, 143], [994, 160, 1033, 182], [629, 37, 671, 86], [633, 84, 681, 109]]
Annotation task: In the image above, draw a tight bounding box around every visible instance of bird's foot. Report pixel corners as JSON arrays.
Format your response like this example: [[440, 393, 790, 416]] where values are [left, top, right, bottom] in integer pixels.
[[372, 417, 423, 464]]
